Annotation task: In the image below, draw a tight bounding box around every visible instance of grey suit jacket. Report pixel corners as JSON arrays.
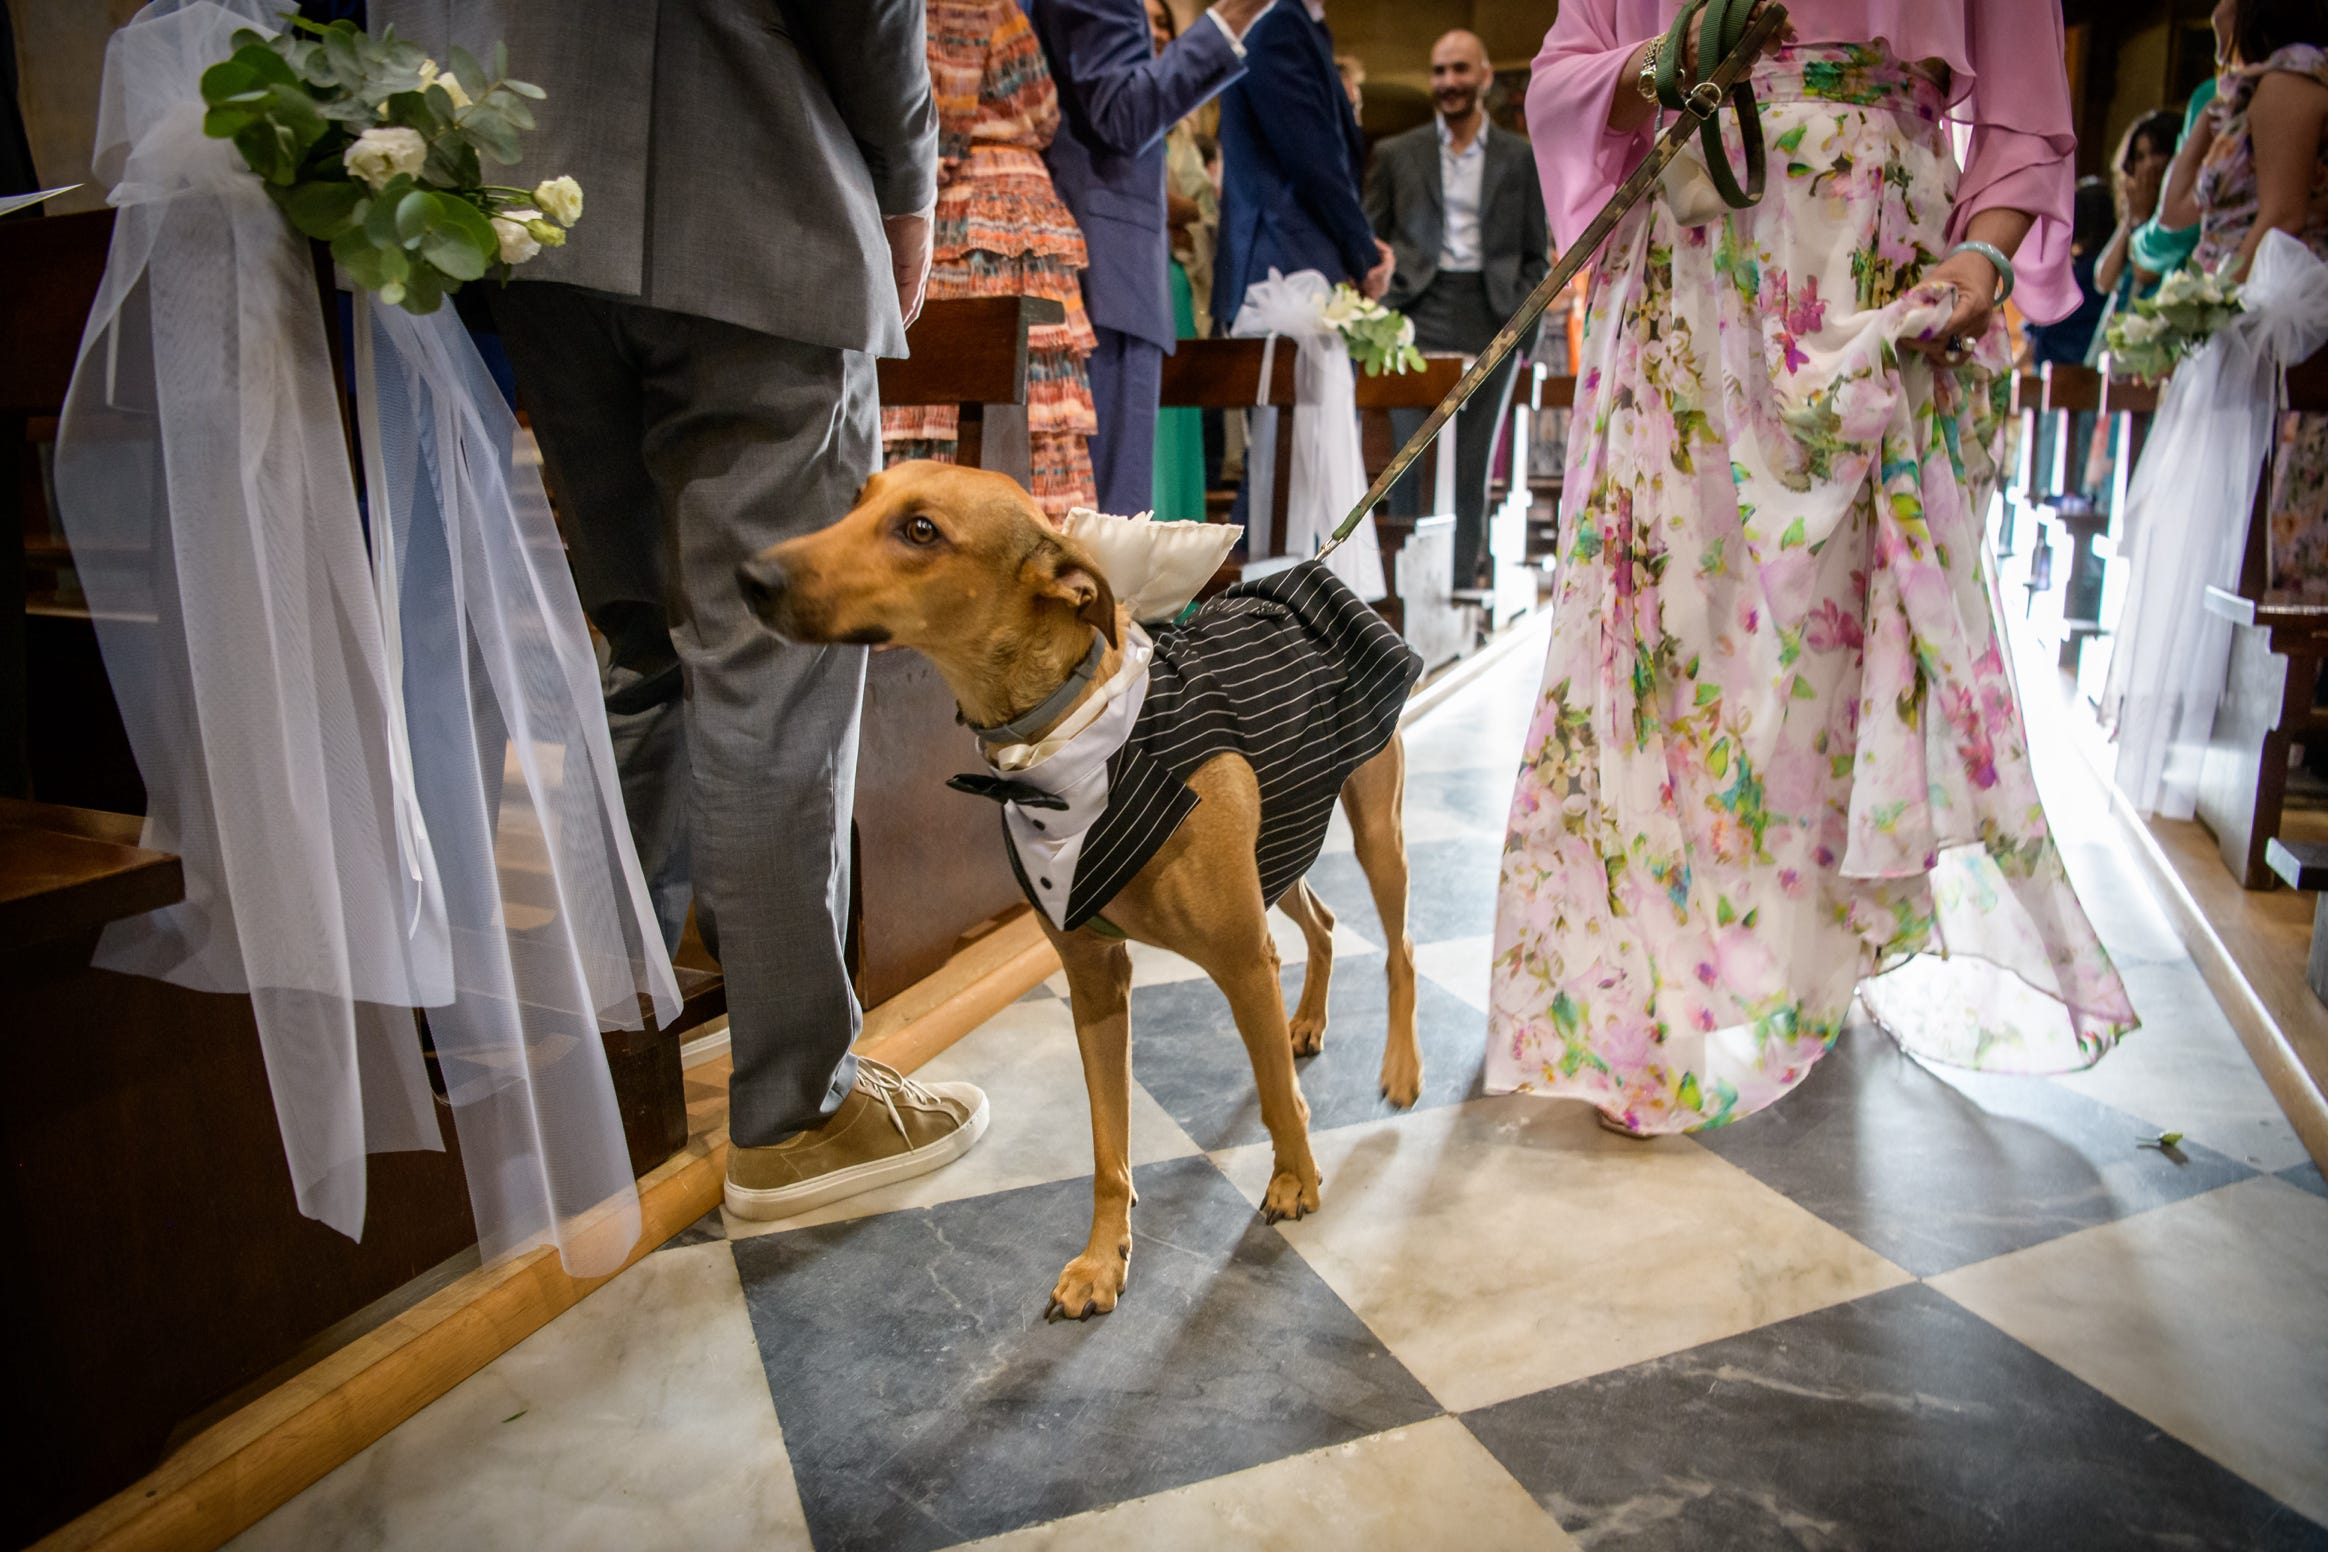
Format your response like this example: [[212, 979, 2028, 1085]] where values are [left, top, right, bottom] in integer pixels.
[[1363, 120, 1549, 320], [375, 1, 938, 357]]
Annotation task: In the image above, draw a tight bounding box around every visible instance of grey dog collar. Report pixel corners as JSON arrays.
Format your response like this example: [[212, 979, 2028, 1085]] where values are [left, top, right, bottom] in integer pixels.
[[970, 631, 1107, 745]]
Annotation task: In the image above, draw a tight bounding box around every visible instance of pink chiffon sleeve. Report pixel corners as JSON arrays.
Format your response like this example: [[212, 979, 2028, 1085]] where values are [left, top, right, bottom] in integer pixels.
[[1527, 0, 1654, 253], [1949, 0, 2079, 323]]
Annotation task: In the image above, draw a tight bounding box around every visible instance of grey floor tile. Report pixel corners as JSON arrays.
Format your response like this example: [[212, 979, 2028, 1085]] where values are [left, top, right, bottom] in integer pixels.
[[730, 1155, 1439, 1552], [1304, 833, 1507, 948], [1464, 1283, 2328, 1551], [1691, 1025, 2253, 1276], [2282, 1161, 2328, 1201], [1128, 951, 1485, 1151]]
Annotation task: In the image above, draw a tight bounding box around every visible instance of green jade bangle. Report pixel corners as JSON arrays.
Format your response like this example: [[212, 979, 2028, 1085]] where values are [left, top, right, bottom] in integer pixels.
[[1951, 239, 2015, 305]]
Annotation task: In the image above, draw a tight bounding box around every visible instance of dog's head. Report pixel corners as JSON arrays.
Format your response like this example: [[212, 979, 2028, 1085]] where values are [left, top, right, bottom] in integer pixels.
[[738, 462, 1119, 664]]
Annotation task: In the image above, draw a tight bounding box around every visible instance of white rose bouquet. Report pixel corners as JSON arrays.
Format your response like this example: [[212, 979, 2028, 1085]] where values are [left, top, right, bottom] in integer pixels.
[[1322, 283, 1426, 377], [200, 17, 581, 313], [2102, 264, 2242, 383]]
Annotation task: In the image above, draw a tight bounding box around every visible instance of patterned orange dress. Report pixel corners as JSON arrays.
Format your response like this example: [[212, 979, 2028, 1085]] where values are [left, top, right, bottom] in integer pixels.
[[881, 0, 1098, 518]]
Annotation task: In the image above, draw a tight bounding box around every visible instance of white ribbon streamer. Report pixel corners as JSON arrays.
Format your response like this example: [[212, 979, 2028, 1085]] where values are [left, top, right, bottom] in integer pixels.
[[53, 0, 678, 1275], [1230, 269, 1389, 600], [2102, 231, 2328, 819]]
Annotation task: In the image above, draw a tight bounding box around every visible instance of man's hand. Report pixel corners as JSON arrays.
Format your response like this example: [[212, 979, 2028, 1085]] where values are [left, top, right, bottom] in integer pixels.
[[1361, 238, 1396, 301], [884, 207, 935, 329], [1210, 0, 1273, 41]]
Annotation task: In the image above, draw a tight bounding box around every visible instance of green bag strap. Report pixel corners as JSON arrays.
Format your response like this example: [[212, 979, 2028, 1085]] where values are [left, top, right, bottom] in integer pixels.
[[1653, 0, 1768, 212]]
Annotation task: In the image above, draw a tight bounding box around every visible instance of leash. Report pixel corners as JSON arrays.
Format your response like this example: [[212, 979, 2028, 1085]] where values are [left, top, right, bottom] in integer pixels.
[[1316, 0, 1786, 562]]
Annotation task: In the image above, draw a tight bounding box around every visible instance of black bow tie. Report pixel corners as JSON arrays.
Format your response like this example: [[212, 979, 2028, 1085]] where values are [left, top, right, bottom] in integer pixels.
[[947, 773, 1070, 811]]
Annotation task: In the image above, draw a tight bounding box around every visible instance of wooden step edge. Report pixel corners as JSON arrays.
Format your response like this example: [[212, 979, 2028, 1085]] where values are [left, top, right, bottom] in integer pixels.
[[34, 910, 1062, 1552], [2093, 776, 2328, 1176]]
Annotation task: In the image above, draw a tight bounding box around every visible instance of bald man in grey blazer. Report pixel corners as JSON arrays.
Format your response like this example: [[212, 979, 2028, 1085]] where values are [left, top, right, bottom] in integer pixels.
[[1365, 29, 1549, 593], [378, 1, 992, 1218]]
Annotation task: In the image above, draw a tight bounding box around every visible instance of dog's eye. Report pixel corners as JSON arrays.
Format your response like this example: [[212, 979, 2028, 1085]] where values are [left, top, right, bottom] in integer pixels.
[[904, 515, 940, 546]]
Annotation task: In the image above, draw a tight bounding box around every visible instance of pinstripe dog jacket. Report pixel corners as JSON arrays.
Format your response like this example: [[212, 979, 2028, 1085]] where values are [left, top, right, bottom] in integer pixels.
[[952, 562, 1422, 932]]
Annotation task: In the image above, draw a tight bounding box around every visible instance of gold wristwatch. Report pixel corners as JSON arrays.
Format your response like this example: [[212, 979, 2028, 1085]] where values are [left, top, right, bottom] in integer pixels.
[[1636, 36, 1663, 103]]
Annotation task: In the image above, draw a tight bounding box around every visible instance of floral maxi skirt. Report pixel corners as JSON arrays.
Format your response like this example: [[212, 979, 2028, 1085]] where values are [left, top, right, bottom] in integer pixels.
[[1486, 45, 2137, 1133]]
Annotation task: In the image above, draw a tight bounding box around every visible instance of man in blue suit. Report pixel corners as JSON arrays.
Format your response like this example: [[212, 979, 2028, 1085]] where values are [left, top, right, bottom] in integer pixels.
[[1214, 0, 1393, 335], [1032, 0, 1273, 515]]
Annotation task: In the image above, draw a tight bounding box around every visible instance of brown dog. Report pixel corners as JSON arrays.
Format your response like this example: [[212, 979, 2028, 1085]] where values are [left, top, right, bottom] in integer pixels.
[[739, 461, 1420, 1318]]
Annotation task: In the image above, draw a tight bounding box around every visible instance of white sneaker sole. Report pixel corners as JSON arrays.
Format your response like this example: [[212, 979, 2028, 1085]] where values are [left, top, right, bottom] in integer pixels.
[[723, 1089, 991, 1222]]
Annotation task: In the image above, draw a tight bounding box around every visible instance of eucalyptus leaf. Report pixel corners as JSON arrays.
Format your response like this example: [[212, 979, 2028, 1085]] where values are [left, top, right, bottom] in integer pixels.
[[447, 44, 488, 99], [492, 40, 509, 81], [427, 195, 498, 280], [364, 177, 412, 246], [399, 262, 445, 314], [284, 179, 366, 239], [495, 94, 535, 132], [395, 188, 435, 246], [502, 77, 546, 100], [322, 24, 364, 88]]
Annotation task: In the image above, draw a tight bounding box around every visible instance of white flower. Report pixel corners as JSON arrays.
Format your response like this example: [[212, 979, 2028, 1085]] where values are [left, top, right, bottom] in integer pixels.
[[492, 209, 544, 264], [344, 126, 428, 192], [532, 175, 583, 227], [2118, 311, 2170, 346], [1396, 315, 1415, 349], [2154, 268, 2202, 306], [417, 59, 472, 110]]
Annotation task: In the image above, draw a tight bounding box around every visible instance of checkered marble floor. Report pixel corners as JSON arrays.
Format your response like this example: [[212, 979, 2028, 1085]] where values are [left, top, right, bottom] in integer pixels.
[[233, 616, 2328, 1552]]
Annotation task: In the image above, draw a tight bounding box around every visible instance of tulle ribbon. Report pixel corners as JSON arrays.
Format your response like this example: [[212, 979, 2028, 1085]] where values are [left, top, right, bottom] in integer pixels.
[[53, 0, 679, 1274], [2103, 230, 2328, 819]]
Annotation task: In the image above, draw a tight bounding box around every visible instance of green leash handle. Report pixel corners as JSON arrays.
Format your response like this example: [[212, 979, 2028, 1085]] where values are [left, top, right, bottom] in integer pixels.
[[1656, 0, 1769, 212], [1318, 1, 1786, 563]]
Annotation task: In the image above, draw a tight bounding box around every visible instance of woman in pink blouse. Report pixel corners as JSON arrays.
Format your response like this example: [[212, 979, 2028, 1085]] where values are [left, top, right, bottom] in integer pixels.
[[1486, 0, 2136, 1134]]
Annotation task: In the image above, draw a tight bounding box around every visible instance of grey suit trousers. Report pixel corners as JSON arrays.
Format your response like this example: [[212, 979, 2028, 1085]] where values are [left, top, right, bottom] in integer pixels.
[[1386, 273, 1523, 588], [493, 282, 870, 1148]]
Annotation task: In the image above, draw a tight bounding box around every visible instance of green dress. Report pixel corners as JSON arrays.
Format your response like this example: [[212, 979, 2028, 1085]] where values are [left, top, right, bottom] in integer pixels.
[[1152, 259, 1206, 521]]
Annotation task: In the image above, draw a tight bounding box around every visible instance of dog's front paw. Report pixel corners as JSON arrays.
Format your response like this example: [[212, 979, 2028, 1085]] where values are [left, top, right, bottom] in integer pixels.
[[1289, 1009, 1327, 1057], [1046, 1249, 1128, 1320], [1380, 1044, 1423, 1108], [1261, 1168, 1321, 1223]]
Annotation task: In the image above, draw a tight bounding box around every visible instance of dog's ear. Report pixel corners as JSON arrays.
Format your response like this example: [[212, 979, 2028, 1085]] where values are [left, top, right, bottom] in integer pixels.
[[1034, 535, 1120, 648]]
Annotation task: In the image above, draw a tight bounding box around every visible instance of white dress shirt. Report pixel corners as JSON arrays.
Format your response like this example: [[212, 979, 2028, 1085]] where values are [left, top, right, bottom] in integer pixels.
[[1436, 116, 1486, 274]]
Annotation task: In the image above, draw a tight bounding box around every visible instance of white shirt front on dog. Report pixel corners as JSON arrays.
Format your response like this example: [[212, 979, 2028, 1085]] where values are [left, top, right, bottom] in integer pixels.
[[979, 625, 1156, 930]]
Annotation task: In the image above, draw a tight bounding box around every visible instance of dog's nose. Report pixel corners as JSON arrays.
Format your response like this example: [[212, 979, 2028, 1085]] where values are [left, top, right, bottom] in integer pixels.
[[737, 553, 789, 619]]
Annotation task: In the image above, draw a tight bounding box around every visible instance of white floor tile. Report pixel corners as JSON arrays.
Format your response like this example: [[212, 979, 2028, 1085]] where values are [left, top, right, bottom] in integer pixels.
[[1123, 905, 1379, 988], [1933, 1176, 2328, 1527], [1212, 1096, 1911, 1412], [1413, 934, 1494, 1011], [229, 1244, 808, 1552]]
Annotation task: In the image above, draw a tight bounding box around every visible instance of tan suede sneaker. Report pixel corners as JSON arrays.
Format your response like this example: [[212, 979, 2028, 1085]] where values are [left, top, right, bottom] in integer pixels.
[[723, 1058, 990, 1221]]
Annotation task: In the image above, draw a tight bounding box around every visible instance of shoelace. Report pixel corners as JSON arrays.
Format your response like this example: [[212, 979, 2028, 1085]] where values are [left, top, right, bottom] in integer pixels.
[[856, 1058, 948, 1142]]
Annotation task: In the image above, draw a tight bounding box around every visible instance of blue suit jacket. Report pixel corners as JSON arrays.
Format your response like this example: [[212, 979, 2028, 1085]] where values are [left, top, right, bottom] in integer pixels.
[[1031, 0, 1244, 352], [1213, 4, 1374, 335]]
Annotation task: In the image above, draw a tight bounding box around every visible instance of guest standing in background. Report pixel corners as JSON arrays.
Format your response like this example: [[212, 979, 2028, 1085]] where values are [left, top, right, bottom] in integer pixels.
[[1032, 0, 1271, 515], [2093, 109, 2183, 316], [883, 0, 1099, 520], [1213, 0, 1395, 332], [2020, 177, 2116, 367], [1491, 0, 2134, 1136], [2156, 0, 2328, 598], [1365, 28, 1551, 591], [2130, 77, 2221, 284], [379, 0, 993, 1218], [1337, 53, 1367, 119], [1149, 0, 1220, 521]]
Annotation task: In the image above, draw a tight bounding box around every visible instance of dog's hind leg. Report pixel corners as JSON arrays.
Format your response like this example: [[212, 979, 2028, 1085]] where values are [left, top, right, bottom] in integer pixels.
[[1047, 929, 1136, 1320], [1278, 880, 1337, 1058], [1342, 735, 1421, 1107]]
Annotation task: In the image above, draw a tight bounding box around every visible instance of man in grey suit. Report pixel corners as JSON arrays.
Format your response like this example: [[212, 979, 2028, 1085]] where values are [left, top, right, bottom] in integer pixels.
[[379, 1, 990, 1220], [1365, 29, 1549, 593]]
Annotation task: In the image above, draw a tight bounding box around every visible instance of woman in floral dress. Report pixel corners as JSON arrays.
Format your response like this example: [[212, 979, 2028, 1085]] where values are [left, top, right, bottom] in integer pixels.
[[1490, 0, 2137, 1135], [2157, 0, 2328, 599], [882, 0, 1099, 519]]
